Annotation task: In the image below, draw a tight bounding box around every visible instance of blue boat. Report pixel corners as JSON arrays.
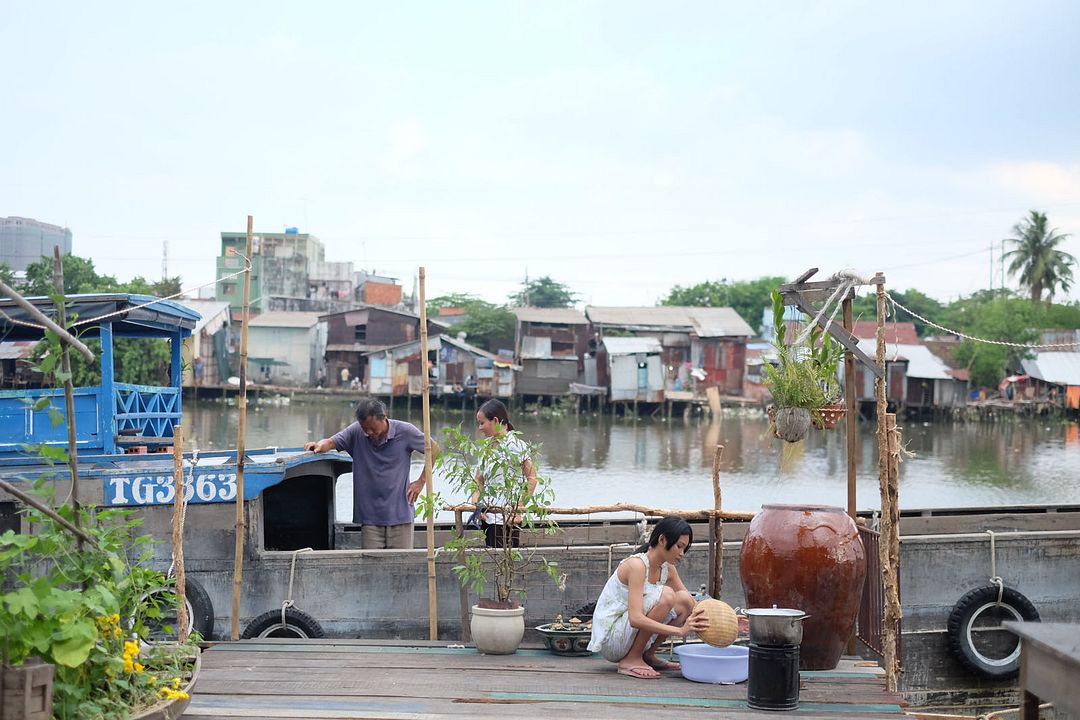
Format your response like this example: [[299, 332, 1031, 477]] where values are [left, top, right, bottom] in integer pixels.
[[0, 293, 352, 639]]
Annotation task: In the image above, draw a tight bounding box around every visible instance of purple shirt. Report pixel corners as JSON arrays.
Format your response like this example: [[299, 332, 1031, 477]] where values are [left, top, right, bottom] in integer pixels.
[[332, 419, 427, 526]]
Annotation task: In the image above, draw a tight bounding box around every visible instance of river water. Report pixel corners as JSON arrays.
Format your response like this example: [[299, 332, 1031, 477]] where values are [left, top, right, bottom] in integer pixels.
[[182, 399, 1079, 522]]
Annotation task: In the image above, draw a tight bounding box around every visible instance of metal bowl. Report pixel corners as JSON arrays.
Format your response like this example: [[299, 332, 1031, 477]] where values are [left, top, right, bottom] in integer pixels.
[[743, 607, 808, 646]]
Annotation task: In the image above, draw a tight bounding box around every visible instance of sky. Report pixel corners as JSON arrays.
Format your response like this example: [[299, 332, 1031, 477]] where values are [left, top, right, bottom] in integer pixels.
[[3, 2, 1080, 310]]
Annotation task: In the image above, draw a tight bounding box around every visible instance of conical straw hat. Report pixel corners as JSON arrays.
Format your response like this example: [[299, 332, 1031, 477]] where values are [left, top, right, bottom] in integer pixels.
[[696, 598, 738, 647]]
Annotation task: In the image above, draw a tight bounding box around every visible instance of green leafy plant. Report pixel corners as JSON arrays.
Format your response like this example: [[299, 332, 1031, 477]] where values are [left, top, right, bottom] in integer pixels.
[[0, 483, 196, 719], [763, 290, 827, 411], [422, 426, 560, 606]]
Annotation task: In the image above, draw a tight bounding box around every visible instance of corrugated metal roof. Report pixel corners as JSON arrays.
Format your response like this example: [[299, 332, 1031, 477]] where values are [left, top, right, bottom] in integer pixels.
[[586, 306, 752, 337], [687, 309, 755, 338], [0, 340, 38, 360], [247, 311, 324, 328], [602, 336, 662, 355], [851, 321, 919, 343], [1022, 352, 1080, 386], [513, 307, 588, 325], [854, 339, 953, 379], [174, 299, 230, 335]]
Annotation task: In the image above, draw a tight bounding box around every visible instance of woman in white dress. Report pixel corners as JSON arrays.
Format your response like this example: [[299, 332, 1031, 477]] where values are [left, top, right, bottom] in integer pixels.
[[587, 516, 706, 678]]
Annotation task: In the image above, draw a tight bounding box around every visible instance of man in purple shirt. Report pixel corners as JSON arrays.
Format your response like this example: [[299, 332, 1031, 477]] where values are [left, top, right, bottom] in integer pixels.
[[304, 397, 438, 549]]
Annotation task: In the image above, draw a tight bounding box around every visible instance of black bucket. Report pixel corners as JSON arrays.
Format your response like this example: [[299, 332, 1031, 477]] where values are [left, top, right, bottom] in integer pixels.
[[747, 643, 800, 711]]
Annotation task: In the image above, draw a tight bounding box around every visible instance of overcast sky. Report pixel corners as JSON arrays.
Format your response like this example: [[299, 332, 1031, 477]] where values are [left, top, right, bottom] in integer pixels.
[[3, 2, 1079, 309]]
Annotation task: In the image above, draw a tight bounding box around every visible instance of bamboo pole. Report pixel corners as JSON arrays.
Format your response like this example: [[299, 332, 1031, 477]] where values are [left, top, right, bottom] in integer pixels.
[[709, 444, 725, 599], [171, 425, 189, 643], [230, 216, 254, 641], [418, 266, 438, 640], [443, 502, 755, 522], [52, 248, 82, 551]]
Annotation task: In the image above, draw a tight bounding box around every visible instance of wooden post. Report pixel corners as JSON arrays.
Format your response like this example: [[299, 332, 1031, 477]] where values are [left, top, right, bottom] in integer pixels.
[[843, 293, 857, 523], [875, 274, 901, 691], [882, 413, 902, 691], [710, 444, 725, 599], [171, 425, 189, 643], [230, 216, 254, 641], [419, 267, 438, 640], [51, 248, 82, 550]]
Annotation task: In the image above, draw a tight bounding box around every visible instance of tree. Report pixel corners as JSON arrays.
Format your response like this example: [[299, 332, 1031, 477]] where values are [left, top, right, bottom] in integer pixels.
[[951, 297, 1038, 388], [509, 276, 577, 308], [1002, 210, 1076, 304], [23, 255, 120, 296], [0, 262, 14, 288], [659, 276, 786, 332], [426, 293, 516, 352]]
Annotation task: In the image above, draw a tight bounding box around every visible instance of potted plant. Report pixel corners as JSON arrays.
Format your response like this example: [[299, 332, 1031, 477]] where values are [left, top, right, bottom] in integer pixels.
[[763, 290, 840, 442], [0, 481, 199, 719], [425, 426, 561, 654], [807, 325, 846, 430]]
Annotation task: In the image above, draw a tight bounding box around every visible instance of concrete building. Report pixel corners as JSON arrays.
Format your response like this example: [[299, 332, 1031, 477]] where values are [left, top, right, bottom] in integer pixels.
[[246, 311, 326, 386], [215, 230, 326, 315], [354, 270, 403, 306], [173, 299, 232, 387], [0, 217, 73, 272]]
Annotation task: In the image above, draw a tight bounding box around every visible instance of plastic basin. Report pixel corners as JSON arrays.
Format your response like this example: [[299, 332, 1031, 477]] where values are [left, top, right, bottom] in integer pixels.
[[673, 643, 749, 684]]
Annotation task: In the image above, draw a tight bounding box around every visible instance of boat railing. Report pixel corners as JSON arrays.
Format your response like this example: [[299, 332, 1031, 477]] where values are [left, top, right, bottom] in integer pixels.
[[112, 382, 181, 449]]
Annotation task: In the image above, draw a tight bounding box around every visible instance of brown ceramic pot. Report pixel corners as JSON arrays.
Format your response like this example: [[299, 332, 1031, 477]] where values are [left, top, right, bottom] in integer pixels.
[[739, 504, 866, 670]]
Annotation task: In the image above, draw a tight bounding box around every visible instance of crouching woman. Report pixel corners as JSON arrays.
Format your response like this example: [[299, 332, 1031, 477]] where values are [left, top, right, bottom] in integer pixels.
[[587, 516, 707, 678]]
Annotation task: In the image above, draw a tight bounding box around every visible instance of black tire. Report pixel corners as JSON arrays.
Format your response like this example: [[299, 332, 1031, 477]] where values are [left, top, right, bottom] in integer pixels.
[[141, 578, 215, 642], [241, 607, 325, 639], [946, 585, 1039, 678]]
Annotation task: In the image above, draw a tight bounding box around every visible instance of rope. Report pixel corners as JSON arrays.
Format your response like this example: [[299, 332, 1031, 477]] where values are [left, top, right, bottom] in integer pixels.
[[888, 293, 1080, 349], [986, 530, 1004, 605], [282, 547, 313, 626], [791, 270, 872, 348]]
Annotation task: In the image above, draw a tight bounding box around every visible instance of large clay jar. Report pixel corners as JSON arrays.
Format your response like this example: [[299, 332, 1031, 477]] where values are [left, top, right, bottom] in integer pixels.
[[740, 504, 866, 670]]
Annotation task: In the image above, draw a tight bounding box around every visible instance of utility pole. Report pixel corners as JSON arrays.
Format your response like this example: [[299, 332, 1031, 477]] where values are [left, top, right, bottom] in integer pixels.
[[1000, 238, 1005, 294], [162, 240, 169, 282], [989, 243, 994, 292]]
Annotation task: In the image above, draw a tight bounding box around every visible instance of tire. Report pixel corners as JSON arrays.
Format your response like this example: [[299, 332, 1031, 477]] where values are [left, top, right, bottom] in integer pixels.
[[141, 578, 215, 642], [946, 585, 1039, 678], [241, 607, 325, 639]]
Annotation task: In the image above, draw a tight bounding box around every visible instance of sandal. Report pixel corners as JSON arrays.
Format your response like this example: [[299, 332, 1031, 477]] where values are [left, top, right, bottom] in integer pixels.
[[617, 665, 660, 679]]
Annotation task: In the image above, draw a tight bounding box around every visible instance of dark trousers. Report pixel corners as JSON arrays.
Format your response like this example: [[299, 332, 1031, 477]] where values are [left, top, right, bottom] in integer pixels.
[[482, 521, 520, 548]]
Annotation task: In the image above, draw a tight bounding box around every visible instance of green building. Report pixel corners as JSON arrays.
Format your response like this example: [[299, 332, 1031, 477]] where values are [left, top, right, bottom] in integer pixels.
[[215, 230, 326, 314]]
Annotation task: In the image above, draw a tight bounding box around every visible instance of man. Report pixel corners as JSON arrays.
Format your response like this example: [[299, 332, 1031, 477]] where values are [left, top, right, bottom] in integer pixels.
[[304, 397, 438, 549]]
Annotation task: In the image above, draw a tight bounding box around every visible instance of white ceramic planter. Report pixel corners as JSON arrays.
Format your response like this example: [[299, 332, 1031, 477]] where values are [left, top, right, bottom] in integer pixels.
[[470, 605, 525, 655]]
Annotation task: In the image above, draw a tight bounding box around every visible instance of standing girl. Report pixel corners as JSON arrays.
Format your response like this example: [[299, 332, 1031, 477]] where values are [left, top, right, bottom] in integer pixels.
[[587, 516, 706, 678], [471, 399, 537, 548]]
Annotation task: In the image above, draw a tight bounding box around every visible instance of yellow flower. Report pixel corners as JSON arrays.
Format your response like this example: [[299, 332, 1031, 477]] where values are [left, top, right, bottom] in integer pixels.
[[123, 658, 134, 674], [113, 627, 122, 638], [134, 662, 144, 673], [111, 613, 120, 624], [124, 640, 140, 658], [171, 677, 181, 690], [148, 676, 157, 686]]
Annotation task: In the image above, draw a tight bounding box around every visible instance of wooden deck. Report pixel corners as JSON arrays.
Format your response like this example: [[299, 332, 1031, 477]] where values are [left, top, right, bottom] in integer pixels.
[[182, 639, 907, 720]]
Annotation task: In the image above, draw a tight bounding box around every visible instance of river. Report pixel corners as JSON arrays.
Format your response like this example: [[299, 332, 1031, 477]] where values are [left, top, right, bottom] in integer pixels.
[[182, 398, 1080, 522]]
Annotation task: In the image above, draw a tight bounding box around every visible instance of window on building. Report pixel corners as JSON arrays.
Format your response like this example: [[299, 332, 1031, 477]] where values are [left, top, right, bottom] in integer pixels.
[[221, 283, 237, 295], [354, 324, 367, 342]]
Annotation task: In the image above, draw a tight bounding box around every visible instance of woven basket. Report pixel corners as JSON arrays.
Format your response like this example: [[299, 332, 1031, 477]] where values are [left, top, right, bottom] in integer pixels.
[[695, 598, 738, 648]]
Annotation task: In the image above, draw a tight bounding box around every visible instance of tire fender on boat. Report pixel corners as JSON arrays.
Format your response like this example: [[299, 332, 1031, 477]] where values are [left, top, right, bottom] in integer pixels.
[[242, 606, 325, 639], [139, 577, 215, 641], [946, 584, 1039, 679]]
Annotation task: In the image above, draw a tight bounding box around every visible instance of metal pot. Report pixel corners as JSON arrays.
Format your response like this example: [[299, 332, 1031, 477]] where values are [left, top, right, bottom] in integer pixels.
[[743, 607, 809, 646]]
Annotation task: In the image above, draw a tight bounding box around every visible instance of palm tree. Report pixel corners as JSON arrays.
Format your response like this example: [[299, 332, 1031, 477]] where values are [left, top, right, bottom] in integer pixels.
[[1002, 210, 1075, 304]]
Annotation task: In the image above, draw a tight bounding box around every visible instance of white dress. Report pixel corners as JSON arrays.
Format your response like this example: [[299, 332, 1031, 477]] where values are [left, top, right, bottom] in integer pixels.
[[587, 552, 674, 662]]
